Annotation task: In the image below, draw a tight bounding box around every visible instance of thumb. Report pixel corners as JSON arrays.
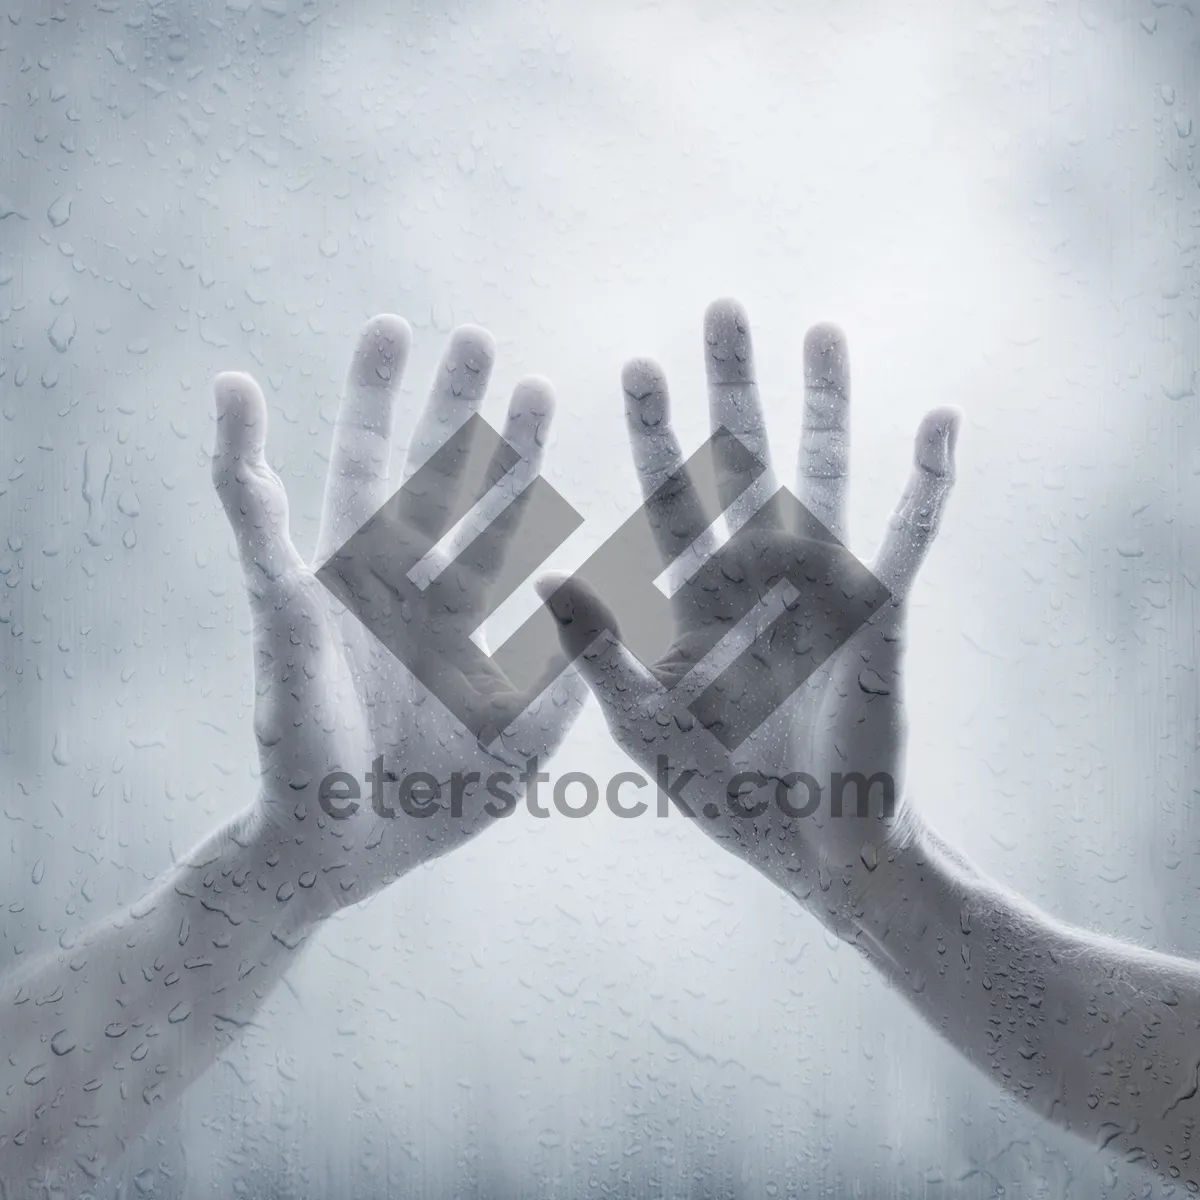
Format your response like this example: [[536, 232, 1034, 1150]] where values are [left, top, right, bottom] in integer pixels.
[[535, 573, 657, 723], [212, 371, 303, 583], [870, 405, 960, 602]]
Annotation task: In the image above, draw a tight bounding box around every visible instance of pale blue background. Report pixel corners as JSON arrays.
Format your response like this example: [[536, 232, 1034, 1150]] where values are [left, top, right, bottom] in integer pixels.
[[1, 1, 1196, 1194]]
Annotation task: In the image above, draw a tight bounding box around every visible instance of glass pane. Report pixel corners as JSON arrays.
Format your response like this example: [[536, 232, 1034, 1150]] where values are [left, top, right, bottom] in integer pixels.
[[1, 3, 1194, 1197]]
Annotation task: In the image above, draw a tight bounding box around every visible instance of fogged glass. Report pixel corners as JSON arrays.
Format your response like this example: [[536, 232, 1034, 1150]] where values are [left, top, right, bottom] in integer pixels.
[[1, 2, 1192, 1196]]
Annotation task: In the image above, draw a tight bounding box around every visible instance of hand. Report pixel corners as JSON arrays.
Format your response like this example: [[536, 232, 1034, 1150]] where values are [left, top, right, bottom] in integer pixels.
[[538, 298, 958, 937], [212, 316, 583, 918]]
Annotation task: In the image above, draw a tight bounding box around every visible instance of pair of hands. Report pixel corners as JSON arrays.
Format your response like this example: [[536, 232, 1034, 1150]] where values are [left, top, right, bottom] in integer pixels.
[[27, 299, 1200, 1196], [212, 298, 959, 938]]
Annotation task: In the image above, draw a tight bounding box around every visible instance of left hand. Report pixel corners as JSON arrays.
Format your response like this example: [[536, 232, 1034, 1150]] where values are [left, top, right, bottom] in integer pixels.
[[213, 316, 585, 918]]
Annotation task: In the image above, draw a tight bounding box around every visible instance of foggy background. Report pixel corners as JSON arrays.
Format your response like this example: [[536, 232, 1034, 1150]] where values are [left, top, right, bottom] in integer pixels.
[[2, 0, 1198, 1195]]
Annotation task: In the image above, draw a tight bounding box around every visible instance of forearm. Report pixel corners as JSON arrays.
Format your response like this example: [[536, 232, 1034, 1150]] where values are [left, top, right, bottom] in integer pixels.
[[849, 809, 1200, 1179], [0, 800, 327, 1193]]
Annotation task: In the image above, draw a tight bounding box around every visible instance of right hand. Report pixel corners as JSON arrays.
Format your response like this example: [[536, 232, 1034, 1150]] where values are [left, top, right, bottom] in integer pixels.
[[537, 299, 959, 937]]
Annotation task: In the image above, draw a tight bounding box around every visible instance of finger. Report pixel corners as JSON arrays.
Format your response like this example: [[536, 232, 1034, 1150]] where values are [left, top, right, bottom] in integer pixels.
[[704, 297, 779, 526], [451, 376, 570, 597], [211, 371, 304, 585], [536, 573, 658, 726], [314, 313, 412, 566], [212, 374, 341, 813], [501, 374, 555, 478], [870, 406, 960, 607], [623, 357, 718, 568], [396, 324, 498, 541], [432, 372, 556, 555], [402, 323, 496, 480], [798, 322, 850, 544]]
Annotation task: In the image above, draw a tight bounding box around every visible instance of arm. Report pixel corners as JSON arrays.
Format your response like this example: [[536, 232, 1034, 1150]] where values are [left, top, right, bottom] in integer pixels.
[[0, 806, 325, 1190], [541, 296, 1198, 1183], [853, 811, 1200, 1178], [1, 315, 582, 1195]]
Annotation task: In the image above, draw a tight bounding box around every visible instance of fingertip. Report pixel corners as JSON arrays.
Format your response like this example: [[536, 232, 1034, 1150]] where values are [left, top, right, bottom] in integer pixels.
[[535, 572, 615, 633], [510, 374, 556, 423], [213, 373, 268, 459], [534, 571, 571, 606], [915, 406, 962, 476], [446, 323, 497, 376], [622, 357, 669, 425], [704, 296, 750, 334], [803, 323, 849, 388], [622, 356, 667, 390], [804, 322, 847, 352], [213, 370, 263, 413], [535, 571, 584, 629], [361, 312, 411, 340], [929, 403, 963, 433], [703, 297, 754, 384], [351, 314, 412, 389], [505, 377, 556, 460]]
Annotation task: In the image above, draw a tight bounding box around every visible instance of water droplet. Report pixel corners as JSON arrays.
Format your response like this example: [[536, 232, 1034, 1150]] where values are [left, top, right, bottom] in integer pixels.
[[83, 444, 112, 547], [47, 312, 75, 352], [46, 192, 71, 228]]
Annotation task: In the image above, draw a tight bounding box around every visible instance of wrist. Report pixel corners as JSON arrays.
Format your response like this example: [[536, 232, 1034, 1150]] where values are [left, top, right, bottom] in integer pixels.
[[846, 804, 970, 979], [230, 800, 338, 936], [763, 804, 930, 942]]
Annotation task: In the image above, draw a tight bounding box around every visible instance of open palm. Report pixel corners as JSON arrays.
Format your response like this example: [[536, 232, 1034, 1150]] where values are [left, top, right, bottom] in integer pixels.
[[212, 316, 584, 918], [540, 299, 958, 936]]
